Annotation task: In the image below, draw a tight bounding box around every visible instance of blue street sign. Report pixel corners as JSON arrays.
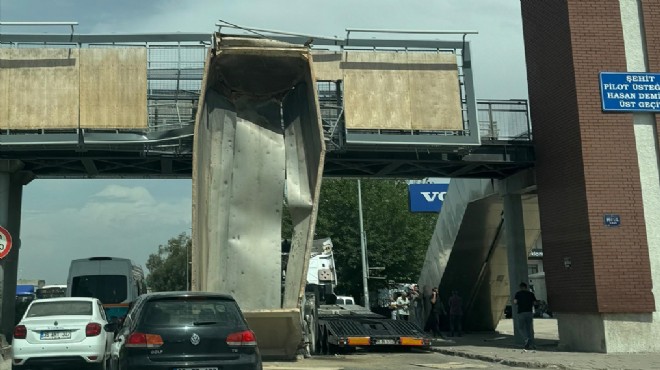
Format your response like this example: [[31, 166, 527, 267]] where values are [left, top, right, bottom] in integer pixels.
[[408, 183, 450, 213], [600, 72, 660, 112], [603, 214, 621, 227]]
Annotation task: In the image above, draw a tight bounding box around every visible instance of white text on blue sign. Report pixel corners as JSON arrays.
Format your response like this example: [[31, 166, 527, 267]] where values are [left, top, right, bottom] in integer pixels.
[[600, 72, 660, 112]]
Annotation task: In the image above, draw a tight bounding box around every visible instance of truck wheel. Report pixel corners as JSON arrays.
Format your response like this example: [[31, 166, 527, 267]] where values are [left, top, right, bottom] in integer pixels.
[[321, 329, 329, 355]]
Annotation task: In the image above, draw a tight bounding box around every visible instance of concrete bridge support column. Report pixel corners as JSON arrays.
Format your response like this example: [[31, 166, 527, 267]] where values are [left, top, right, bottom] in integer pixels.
[[0, 160, 31, 341], [503, 193, 527, 344], [500, 172, 535, 344]]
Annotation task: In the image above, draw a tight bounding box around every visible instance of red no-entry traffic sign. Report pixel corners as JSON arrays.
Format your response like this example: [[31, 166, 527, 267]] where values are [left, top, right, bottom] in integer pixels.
[[0, 226, 12, 260]]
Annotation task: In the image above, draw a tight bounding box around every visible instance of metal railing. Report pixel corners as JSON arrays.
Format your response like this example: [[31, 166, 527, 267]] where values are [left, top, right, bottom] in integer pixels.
[[478, 100, 532, 141], [0, 36, 532, 147]]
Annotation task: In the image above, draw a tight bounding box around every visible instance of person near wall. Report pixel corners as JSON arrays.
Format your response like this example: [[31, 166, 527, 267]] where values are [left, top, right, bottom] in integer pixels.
[[409, 284, 424, 327], [425, 287, 445, 337], [514, 282, 538, 350], [448, 290, 463, 337]]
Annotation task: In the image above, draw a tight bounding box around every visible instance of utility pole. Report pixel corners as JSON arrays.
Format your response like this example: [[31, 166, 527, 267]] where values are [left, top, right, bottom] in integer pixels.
[[357, 180, 370, 309], [186, 241, 189, 291]]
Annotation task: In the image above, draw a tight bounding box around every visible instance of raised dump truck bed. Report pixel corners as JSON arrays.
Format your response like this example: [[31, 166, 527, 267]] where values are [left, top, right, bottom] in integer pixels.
[[313, 304, 431, 354]]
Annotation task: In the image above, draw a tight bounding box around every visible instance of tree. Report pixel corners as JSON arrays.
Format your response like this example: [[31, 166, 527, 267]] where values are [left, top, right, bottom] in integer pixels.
[[284, 179, 437, 304], [146, 233, 191, 292]]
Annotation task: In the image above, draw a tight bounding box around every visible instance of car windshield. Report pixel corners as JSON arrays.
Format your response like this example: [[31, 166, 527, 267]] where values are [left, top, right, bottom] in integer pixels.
[[26, 301, 93, 317], [142, 298, 243, 327]]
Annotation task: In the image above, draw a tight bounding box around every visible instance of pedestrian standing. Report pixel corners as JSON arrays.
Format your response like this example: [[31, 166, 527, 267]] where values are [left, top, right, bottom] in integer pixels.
[[514, 282, 538, 350], [425, 287, 445, 337], [410, 285, 424, 327], [390, 293, 399, 320], [448, 290, 463, 337], [422, 285, 433, 328], [396, 291, 411, 321]]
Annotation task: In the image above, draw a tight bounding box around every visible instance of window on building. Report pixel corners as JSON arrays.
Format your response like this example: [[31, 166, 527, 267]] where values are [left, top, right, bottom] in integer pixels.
[[528, 265, 539, 275]]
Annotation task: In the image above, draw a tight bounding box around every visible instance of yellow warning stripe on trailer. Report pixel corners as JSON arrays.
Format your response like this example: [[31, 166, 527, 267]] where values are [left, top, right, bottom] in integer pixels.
[[347, 337, 371, 346], [400, 337, 426, 346]]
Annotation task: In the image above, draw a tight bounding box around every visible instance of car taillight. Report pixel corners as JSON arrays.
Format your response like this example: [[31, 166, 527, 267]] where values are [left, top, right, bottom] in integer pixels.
[[125, 332, 164, 348], [86, 323, 102, 337], [226, 330, 257, 346], [13, 325, 26, 339]]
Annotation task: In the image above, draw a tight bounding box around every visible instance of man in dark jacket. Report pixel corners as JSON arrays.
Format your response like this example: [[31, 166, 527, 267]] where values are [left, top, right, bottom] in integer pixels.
[[448, 290, 463, 337], [425, 287, 445, 337], [514, 282, 538, 350]]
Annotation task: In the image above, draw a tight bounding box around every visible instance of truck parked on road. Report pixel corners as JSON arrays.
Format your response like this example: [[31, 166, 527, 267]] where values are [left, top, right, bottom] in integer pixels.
[[299, 238, 430, 355]]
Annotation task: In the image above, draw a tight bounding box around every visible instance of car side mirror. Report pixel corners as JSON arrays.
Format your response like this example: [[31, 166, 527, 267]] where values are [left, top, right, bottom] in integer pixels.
[[104, 323, 118, 332]]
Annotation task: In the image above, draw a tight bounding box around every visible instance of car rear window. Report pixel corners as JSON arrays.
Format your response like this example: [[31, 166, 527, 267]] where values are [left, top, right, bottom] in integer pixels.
[[26, 301, 93, 317], [141, 298, 244, 327], [71, 275, 127, 304]]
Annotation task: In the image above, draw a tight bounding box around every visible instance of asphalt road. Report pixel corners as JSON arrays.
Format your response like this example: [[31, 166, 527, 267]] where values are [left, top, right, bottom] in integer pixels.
[[1, 350, 520, 370], [264, 349, 524, 370]]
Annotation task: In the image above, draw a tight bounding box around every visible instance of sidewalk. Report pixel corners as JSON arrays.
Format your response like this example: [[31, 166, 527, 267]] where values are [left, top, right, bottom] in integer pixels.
[[431, 319, 660, 370]]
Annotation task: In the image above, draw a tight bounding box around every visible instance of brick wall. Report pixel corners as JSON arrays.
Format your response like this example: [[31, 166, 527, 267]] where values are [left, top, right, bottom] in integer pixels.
[[521, 0, 654, 313], [641, 1, 660, 142], [521, 0, 597, 313], [571, 0, 653, 313]]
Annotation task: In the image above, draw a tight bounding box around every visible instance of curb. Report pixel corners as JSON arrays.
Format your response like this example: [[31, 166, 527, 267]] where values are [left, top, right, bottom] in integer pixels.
[[431, 347, 571, 369]]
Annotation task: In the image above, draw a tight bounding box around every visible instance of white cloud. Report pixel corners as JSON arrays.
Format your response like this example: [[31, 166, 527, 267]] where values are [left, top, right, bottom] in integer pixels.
[[94, 185, 156, 205]]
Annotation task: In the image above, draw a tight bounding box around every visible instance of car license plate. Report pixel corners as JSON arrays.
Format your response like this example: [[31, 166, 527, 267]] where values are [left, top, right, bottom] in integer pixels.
[[40, 331, 71, 340], [375, 339, 396, 345], [173, 368, 218, 370]]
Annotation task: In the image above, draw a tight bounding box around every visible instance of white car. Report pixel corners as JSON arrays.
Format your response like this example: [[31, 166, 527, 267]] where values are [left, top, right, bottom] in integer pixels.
[[336, 295, 355, 305], [11, 297, 116, 370]]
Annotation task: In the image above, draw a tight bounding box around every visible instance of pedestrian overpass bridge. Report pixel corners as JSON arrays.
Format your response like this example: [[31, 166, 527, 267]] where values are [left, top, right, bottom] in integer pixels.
[[0, 31, 537, 344]]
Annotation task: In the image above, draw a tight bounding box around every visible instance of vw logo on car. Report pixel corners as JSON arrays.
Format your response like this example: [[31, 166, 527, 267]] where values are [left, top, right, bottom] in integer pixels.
[[190, 333, 201, 346]]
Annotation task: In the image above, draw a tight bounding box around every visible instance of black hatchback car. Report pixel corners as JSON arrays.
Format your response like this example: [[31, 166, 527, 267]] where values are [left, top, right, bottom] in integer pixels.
[[111, 292, 262, 370]]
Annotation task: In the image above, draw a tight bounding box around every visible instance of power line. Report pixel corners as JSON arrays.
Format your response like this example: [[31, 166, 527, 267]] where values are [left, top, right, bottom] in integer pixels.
[[217, 19, 269, 39]]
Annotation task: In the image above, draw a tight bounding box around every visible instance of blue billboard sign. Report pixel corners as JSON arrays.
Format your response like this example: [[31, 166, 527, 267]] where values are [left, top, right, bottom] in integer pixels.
[[600, 72, 660, 112], [408, 183, 450, 213]]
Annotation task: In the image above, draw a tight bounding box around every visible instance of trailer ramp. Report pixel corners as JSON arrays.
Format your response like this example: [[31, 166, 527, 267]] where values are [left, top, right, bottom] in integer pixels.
[[316, 305, 430, 352]]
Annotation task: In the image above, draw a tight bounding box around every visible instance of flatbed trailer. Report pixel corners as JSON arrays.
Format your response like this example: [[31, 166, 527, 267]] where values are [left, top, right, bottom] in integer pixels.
[[311, 304, 431, 354]]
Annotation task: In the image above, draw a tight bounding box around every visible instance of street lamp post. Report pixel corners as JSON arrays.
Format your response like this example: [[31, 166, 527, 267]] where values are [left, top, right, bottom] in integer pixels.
[[357, 180, 370, 309]]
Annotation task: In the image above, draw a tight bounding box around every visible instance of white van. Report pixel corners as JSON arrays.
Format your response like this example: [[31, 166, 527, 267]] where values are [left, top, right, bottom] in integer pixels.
[[67, 257, 146, 320]]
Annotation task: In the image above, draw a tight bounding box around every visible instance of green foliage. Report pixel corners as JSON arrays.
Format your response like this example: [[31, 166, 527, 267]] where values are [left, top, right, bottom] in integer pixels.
[[151, 180, 436, 301], [146, 233, 191, 292], [285, 179, 437, 303]]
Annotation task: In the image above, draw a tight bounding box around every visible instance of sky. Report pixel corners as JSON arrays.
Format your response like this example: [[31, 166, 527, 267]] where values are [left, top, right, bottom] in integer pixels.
[[1, 0, 529, 284]]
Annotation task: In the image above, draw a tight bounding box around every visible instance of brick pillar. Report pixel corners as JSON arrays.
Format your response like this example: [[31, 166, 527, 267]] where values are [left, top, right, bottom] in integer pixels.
[[521, 0, 657, 352], [641, 1, 660, 142]]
